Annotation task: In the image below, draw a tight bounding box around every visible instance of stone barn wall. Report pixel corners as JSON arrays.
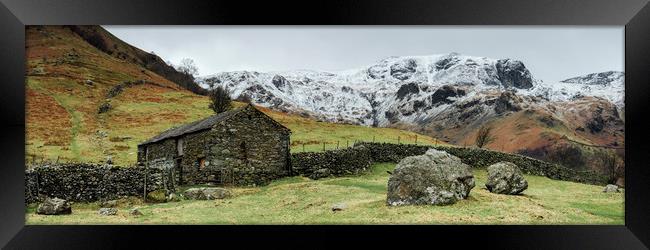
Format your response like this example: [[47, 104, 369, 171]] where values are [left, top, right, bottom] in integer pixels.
[[25, 163, 175, 204], [140, 106, 291, 187]]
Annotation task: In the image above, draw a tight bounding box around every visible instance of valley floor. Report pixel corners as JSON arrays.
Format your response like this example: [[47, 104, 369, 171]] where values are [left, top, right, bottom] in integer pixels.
[[25, 163, 623, 225]]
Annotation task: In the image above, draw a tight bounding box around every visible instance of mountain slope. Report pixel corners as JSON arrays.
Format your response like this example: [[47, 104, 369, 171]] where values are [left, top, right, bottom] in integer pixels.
[[26, 26, 211, 165], [68, 25, 208, 95]]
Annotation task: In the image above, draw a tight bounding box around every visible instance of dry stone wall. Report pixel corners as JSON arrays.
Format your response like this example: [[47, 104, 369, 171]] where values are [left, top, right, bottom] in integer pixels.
[[356, 142, 607, 185], [25, 163, 175, 204], [291, 146, 373, 179], [26, 142, 607, 204]]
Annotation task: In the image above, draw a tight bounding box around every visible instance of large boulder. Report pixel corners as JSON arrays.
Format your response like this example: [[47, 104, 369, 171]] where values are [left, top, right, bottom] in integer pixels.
[[485, 162, 528, 195], [387, 149, 475, 206], [183, 187, 231, 200], [36, 197, 72, 215]]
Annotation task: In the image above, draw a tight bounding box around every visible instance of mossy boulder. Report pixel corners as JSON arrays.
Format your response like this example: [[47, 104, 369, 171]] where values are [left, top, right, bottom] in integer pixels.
[[36, 197, 72, 215], [146, 189, 167, 203], [387, 149, 475, 206], [485, 162, 528, 195]]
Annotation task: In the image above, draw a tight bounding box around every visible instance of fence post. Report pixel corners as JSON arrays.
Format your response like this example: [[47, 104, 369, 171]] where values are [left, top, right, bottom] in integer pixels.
[[346, 140, 349, 148], [337, 141, 339, 149], [144, 150, 148, 203], [143, 167, 147, 203], [373, 135, 375, 143], [322, 142, 325, 151], [415, 135, 418, 145], [398, 136, 400, 144], [35, 171, 40, 200], [302, 143, 305, 152]]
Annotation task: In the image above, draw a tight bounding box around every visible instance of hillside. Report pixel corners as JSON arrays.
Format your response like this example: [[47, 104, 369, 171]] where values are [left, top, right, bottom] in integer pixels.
[[66, 26, 207, 95], [25, 26, 442, 166]]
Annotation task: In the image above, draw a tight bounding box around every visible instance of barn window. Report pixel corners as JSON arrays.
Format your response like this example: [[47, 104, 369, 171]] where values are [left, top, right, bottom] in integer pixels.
[[198, 157, 206, 170], [177, 138, 184, 156]]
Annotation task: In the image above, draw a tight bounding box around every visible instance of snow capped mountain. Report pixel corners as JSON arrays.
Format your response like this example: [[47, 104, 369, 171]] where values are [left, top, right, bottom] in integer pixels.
[[525, 71, 624, 109], [561, 71, 624, 85], [197, 53, 624, 128]]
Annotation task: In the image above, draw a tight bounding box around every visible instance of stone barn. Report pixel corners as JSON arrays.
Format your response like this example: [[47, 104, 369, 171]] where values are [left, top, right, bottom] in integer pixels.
[[137, 104, 292, 186]]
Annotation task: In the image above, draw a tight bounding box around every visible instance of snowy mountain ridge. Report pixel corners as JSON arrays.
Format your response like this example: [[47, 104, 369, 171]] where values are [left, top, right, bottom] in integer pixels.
[[197, 52, 624, 126]]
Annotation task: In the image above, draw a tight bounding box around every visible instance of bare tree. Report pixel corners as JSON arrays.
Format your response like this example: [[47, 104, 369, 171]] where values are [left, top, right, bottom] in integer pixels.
[[175, 58, 199, 76], [595, 149, 620, 184], [209, 86, 232, 113], [475, 124, 495, 148]]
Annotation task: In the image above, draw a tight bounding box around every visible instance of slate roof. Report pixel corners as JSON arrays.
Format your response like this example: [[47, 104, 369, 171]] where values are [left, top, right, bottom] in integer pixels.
[[138, 104, 289, 146]]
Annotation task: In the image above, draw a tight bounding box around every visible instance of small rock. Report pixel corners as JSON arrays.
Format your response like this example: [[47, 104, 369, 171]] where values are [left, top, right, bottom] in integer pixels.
[[167, 193, 179, 202], [312, 168, 331, 179], [37, 197, 72, 215], [85, 79, 94, 85], [98, 208, 117, 216], [129, 208, 143, 216], [100, 200, 117, 208], [331, 203, 347, 212], [98, 102, 112, 114], [183, 187, 231, 200], [603, 184, 620, 193]]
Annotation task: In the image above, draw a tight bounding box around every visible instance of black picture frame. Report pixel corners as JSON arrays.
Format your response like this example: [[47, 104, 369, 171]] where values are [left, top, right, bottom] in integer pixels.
[[1, 0, 649, 248]]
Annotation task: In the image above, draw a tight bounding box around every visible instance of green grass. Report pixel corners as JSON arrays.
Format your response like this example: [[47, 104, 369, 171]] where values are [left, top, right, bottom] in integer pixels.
[[25, 163, 623, 225], [261, 107, 448, 153]]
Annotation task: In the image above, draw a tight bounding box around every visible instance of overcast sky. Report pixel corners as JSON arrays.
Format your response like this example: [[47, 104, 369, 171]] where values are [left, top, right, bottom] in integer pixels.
[[103, 26, 623, 83]]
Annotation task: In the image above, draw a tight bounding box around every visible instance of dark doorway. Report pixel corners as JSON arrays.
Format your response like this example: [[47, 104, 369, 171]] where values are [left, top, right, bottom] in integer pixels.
[[176, 158, 183, 185]]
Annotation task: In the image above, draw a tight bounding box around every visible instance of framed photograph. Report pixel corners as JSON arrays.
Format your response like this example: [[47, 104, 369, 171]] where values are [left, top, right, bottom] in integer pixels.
[[1, 0, 649, 248]]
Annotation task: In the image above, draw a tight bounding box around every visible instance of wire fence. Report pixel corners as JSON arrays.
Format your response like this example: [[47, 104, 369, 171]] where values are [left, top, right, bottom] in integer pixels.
[[291, 135, 445, 153]]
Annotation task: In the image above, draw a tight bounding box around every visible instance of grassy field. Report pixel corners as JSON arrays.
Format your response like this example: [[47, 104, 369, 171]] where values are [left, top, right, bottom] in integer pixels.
[[26, 163, 624, 225]]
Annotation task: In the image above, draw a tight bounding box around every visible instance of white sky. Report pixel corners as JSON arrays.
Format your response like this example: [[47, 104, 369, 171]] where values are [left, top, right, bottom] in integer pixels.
[[103, 26, 623, 83]]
